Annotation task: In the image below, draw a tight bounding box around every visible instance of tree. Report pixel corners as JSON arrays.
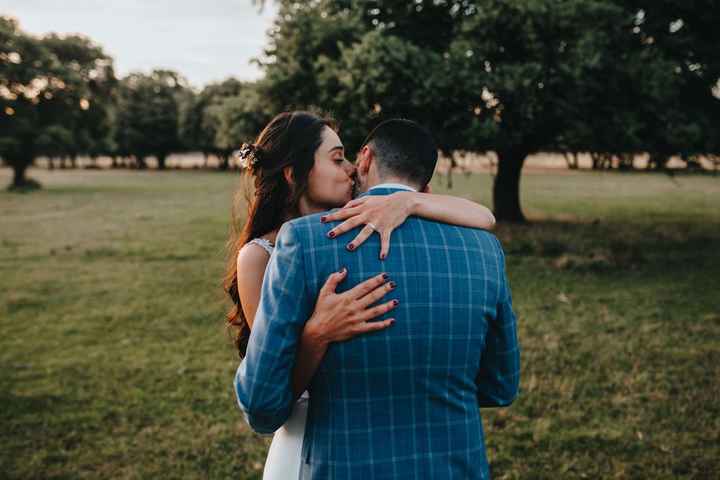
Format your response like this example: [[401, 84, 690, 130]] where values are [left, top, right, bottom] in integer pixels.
[[179, 78, 246, 168], [115, 70, 187, 169], [208, 84, 269, 169], [0, 16, 115, 189], [259, 1, 365, 117], [40, 33, 117, 167], [260, 0, 720, 222]]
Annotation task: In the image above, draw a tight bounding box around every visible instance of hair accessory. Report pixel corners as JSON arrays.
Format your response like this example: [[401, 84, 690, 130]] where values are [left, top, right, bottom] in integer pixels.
[[233, 143, 262, 169]]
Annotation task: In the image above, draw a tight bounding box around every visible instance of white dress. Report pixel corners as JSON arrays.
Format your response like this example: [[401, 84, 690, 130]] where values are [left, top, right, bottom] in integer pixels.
[[248, 238, 308, 479]]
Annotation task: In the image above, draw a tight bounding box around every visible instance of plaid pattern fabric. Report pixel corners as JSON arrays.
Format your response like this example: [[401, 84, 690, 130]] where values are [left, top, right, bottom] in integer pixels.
[[235, 188, 520, 479]]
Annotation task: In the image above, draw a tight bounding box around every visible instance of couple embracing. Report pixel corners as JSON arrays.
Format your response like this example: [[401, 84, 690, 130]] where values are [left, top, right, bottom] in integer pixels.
[[226, 111, 520, 479]]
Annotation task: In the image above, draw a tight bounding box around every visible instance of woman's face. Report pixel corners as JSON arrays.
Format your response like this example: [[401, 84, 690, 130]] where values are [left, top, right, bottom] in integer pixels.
[[299, 126, 356, 215]]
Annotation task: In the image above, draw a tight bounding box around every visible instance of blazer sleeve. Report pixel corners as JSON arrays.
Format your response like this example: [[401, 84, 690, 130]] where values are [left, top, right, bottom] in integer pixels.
[[233, 222, 313, 434], [476, 237, 521, 407]]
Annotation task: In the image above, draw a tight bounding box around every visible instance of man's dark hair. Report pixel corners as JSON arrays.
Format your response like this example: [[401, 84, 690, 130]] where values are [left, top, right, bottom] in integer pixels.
[[361, 119, 438, 189]]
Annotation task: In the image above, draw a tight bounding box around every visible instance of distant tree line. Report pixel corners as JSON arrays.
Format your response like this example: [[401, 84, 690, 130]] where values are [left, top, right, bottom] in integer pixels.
[[2, 1, 720, 221], [0, 16, 270, 189]]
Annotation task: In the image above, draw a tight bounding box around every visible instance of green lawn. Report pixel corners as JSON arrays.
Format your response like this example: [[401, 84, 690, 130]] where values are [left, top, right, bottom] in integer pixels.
[[1, 167, 719, 479]]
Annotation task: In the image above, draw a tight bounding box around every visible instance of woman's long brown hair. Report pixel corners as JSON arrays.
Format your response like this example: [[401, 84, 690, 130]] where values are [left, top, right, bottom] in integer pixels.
[[223, 111, 335, 358]]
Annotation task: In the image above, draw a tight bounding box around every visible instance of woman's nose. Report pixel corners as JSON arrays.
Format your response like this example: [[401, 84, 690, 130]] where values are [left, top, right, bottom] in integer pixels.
[[343, 160, 356, 178]]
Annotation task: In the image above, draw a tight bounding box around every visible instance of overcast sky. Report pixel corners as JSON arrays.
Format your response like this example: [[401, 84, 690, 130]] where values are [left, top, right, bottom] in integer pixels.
[[1, 0, 278, 88]]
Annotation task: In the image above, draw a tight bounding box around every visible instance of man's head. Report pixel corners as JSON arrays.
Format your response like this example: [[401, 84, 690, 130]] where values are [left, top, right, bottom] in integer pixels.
[[354, 119, 438, 193]]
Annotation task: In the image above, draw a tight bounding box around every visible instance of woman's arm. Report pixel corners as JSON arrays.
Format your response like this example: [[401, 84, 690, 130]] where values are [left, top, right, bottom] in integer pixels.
[[237, 246, 397, 401], [320, 191, 495, 259], [403, 192, 495, 229]]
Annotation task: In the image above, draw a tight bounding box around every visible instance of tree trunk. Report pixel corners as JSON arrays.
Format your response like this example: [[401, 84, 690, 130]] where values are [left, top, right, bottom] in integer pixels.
[[12, 162, 28, 188], [441, 150, 456, 189], [219, 153, 229, 171], [136, 155, 147, 169], [493, 149, 528, 223], [157, 153, 167, 170], [8, 155, 40, 190], [618, 153, 634, 171], [647, 152, 670, 170]]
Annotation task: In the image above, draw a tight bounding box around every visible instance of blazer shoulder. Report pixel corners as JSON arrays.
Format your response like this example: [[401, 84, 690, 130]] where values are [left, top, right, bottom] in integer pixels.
[[447, 221, 502, 246], [283, 212, 327, 238]]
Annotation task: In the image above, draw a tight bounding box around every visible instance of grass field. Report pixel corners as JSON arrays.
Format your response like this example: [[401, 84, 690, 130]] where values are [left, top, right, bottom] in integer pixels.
[[1, 167, 719, 479]]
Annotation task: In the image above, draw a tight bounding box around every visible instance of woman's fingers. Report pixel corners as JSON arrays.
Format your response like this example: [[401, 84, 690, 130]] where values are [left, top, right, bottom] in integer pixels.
[[354, 318, 395, 334], [356, 278, 396, 309], [345, 272, 388, 300], [346, 224, 377, 251], [342, 197, 366, 210], [379, 230, 392, 260], [356, 299, 399, 322], [319, 267, 347, 296], [320, 206, 361, 224], [326, 215, 365, 239]]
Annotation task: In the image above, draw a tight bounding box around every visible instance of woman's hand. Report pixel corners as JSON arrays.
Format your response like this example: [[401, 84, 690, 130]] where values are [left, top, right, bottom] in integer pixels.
[[320, 192, 416, 260], [304, 268, 398, 347], [320, 191, 496, 260]]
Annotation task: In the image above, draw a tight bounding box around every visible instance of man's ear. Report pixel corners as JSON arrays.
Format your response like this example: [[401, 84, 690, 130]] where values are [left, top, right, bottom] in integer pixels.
[[421, 183, 432, 193], [357, 145, 372, 176], [283, 165, 294, 186]]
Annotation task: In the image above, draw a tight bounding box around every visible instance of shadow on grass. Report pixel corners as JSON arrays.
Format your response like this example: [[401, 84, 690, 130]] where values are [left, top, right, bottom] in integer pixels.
[[495, 218, 720, 275], [0, 391, 66, 421]]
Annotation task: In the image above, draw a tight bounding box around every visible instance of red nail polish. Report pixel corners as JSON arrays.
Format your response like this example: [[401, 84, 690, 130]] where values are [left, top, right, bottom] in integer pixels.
[[382, 273, 389, 280], [380, 253, 386, 261], [389, 281, 396, 289], [392, 299, 399, 306], [347, 243, 355, 251], [328, 231, 336, 238], [320, 216, 327, 223]]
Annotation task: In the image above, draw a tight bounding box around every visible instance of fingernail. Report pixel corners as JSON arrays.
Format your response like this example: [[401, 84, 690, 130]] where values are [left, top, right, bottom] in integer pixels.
[[338, 267, 346, 274], [320, 216, 327, 223], [328, 231, 336, 238], [382, 273, 389, 280], [346, 243, 354, 251], [389, 281, 397, 289], [380, 253, 386, 261], [392, 299, 399, 306]]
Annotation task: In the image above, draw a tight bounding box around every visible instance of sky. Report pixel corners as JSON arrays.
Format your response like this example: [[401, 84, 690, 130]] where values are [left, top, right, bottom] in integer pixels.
[[0, 0, 278, 88]]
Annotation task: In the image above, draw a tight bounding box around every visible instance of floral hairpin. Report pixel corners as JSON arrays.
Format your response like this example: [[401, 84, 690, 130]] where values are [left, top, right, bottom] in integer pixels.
[[233, 143, 261, 170]]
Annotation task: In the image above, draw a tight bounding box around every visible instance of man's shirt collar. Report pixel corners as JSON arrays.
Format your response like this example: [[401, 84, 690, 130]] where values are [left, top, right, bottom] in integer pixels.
[[367, 182, 417, 193]]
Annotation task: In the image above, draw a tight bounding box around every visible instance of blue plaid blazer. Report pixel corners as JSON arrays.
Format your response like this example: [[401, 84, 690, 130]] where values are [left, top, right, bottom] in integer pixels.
[[235, 187, 520, 479]]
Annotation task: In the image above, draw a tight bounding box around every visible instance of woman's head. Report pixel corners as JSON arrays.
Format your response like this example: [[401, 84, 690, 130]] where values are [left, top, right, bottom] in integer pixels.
[[224, 111, 355, 357], [298, 126, 356, 214]]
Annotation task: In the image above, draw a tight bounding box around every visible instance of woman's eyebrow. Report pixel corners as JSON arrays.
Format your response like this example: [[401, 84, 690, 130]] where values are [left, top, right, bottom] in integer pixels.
[[328, 145, 344, 153]]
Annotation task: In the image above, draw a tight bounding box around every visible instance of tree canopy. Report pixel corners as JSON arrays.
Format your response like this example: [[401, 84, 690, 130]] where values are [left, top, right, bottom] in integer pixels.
[[258, 0, 720, 221], [1, 16, 116, 188]]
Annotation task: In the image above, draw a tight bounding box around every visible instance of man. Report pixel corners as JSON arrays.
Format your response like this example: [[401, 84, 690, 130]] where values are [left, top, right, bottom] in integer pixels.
[[235, 119, 520, 478]]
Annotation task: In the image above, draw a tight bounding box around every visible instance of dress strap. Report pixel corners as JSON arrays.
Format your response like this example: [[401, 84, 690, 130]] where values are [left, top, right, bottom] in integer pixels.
[[248, 238, 274, 256]]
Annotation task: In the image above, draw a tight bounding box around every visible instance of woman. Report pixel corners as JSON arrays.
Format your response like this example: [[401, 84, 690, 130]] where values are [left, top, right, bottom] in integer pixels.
[[224, 111, 495, 479]]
